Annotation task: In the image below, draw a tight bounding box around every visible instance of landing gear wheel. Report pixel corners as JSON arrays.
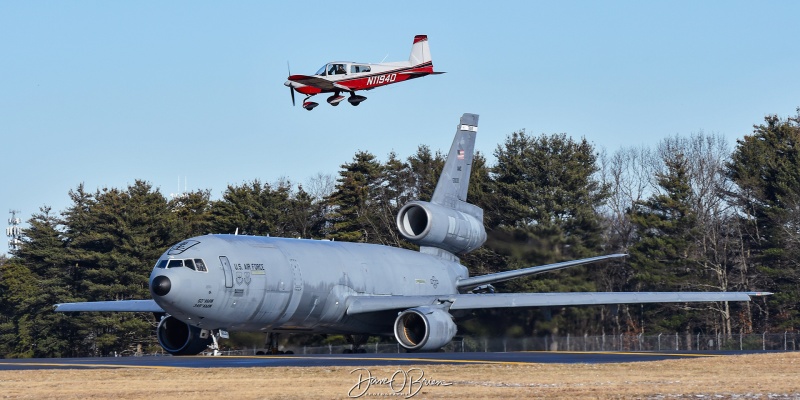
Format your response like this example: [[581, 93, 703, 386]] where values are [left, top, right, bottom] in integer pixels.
[[348, 95, 367, 106]]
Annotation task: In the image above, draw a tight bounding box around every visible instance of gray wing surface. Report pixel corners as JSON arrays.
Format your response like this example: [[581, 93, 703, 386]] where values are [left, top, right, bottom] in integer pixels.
[[456, 254, 628, 291], [346, 292, 769, 315], [54, 300, 164, 313]]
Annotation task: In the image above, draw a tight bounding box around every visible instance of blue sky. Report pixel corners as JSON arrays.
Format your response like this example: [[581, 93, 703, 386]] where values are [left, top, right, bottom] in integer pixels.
[[2, 1, 799, 243]]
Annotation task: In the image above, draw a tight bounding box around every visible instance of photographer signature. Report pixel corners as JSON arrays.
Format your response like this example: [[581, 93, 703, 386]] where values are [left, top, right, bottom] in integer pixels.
[[348, 367, 453, 398]]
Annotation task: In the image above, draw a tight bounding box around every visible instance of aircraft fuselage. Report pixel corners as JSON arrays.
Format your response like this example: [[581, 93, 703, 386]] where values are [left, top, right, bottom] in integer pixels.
[[150, 234, 467, 335]]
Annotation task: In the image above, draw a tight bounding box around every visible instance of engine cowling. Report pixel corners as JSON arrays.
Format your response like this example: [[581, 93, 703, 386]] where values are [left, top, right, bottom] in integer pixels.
[[156, 315, 213, 355], [396, 201, 486, 255], [393, 307, 457, 352]]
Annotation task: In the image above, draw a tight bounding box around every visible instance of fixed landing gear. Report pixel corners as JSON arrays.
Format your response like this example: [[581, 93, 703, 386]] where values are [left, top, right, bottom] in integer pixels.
[[348, 94, 367, 106], [327, 93, 345, 106], [302, 93, 366, 110], [343, 334, 369, 354]]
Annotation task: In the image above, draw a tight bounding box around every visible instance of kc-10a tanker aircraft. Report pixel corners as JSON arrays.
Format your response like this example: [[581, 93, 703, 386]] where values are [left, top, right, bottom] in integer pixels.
[[56, 114, 770, 355], [284, 35, 443, 110]]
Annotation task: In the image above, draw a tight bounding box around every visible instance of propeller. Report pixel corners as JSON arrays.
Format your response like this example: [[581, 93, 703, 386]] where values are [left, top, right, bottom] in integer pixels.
[[287, 62, 296, 106]]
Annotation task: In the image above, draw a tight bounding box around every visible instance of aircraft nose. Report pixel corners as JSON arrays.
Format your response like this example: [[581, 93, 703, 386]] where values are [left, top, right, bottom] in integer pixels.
[[151, 275, 172, 296]]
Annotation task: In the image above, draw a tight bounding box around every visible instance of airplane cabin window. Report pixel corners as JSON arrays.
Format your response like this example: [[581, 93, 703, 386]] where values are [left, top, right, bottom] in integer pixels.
[[184, 259, 196, 270], [155, 260, 168, 269], [167, 259, 184, 269], [315, 65, 327, 76], [351, 65, 370, 73], [194, 259, 208, 272]]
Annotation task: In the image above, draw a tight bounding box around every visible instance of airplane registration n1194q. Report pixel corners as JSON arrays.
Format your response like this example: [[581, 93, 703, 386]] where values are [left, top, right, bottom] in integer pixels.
[[55, 114, 771, 355]]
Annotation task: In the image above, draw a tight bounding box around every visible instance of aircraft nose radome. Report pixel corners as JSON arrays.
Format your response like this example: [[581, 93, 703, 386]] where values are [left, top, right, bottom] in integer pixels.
[[151, 275, 171, 296]]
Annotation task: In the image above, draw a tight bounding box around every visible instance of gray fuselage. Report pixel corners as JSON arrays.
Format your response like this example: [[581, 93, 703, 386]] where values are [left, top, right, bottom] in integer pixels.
[[150, 234, 468, 335]]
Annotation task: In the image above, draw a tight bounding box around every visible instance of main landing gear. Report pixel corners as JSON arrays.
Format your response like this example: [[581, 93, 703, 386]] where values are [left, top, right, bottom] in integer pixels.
[[256, 332, 294, 355], [343, 334, 369, 354]]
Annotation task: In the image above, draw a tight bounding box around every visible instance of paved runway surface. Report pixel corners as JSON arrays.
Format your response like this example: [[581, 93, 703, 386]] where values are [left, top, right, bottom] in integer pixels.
[[0, 351, 760, 370]]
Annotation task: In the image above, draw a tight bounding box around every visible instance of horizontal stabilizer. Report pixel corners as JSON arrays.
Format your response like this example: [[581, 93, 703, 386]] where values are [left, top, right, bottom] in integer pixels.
[[54, 299, 164, 313]]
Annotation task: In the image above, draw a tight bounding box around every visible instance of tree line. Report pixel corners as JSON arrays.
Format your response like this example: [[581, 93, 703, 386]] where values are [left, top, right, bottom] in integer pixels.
[[1, 109, 798, 357]]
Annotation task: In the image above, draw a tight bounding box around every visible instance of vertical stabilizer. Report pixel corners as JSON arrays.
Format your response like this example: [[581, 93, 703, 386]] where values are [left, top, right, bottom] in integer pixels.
[[396, 113, 486, 259], [431, 114, 479, 208], [409, 35, 432, 65]]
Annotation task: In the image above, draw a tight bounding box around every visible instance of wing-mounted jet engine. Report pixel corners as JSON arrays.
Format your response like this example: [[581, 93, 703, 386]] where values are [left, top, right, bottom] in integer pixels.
[[156, 315, 213, 356]]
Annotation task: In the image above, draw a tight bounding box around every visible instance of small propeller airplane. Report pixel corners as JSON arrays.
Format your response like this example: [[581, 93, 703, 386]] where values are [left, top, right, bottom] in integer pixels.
[[284, 35, 444, 111]]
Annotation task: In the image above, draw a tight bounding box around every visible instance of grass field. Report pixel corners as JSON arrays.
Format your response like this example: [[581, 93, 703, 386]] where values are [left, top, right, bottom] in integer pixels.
[[1, 352, 798, 399]]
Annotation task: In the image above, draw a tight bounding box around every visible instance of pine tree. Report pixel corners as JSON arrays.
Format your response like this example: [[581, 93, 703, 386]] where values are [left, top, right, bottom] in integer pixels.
[[726, 109, 800, 330], [326, 151, 385, 243], [483, 131, 609, 339], [628, 152, 706, 333]]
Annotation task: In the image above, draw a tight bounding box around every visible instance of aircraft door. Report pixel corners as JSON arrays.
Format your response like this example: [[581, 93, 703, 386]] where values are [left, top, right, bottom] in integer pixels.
[[219, 256, 234, 288]]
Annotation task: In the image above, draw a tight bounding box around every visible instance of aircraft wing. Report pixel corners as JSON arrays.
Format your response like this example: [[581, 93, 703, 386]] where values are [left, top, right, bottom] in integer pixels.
[[345, 292, 770, 315], [287, 74, 339, 91], [54, 299, 164, 313], [456, 254, 628, 291]]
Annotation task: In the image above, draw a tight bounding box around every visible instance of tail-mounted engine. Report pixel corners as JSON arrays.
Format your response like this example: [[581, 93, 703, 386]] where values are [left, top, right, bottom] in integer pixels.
[[393, 306, 457, 352], [396, 200, 487, 255], [156, 315, 213, 355]]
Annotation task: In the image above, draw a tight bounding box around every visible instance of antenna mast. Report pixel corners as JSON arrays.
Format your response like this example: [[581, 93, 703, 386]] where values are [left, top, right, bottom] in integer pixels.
[[7, 209, 22, 251]]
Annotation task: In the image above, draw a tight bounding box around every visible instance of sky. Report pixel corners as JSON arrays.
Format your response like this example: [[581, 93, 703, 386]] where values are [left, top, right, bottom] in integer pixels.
[[2, 1, 799, 250]]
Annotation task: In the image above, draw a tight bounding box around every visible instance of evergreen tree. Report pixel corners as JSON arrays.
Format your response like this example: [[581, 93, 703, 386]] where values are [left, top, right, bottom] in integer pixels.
[[628, 152, 706, 333], [481, 131, 609, 339], [168, 189, 213, 238], [62, 181, 173, 356], [407, 145, 445, 201], [326, 151, 385, 243], [726, 109, 800, 330], [210, 180, 294, 237]]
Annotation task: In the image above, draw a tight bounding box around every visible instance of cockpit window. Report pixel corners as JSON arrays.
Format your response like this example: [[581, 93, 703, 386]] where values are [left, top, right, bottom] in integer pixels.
[[159, 258, 208, 272], [351, 65, 371, 73], [315, 64, 328, 76], [328, 63, 346, 75]]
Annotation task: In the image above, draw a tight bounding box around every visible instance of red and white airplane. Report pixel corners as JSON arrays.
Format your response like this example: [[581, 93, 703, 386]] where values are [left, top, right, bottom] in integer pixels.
[[284, 35, 443, 110]]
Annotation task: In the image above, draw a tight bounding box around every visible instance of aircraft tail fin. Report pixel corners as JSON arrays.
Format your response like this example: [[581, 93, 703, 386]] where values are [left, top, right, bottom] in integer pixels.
[[395, 114, 486, 259], [431, 113, 478, 206], [409, 35, 432, 66]]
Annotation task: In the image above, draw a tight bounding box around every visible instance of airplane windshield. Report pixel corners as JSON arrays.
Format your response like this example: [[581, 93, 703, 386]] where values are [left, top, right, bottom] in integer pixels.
[[315, 65, 328, 76], [159, 258, 208, 272]]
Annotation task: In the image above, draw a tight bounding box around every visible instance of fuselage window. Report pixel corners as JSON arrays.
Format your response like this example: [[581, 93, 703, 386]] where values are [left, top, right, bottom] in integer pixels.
[[315, 64, 328, 76], [184, 259, 196, 270], [351, 65, 370, 73], [194, 259, 208, 272], [155, 260, 168, 269], [167, 259, 184, 269]]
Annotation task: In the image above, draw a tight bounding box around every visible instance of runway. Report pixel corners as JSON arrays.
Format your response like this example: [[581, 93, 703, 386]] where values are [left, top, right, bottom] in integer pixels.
[[0, 350, 757, 370]]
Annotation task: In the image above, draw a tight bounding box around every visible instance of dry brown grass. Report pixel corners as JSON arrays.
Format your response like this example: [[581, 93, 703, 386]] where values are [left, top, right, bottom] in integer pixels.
[[1, 352, 799, 399]]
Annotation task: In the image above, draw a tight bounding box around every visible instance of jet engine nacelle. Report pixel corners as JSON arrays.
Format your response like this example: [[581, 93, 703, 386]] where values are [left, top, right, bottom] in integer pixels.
[[156, 315, 213, 355], [396, 201, 486, 255], [393, 306, 457, 352]]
